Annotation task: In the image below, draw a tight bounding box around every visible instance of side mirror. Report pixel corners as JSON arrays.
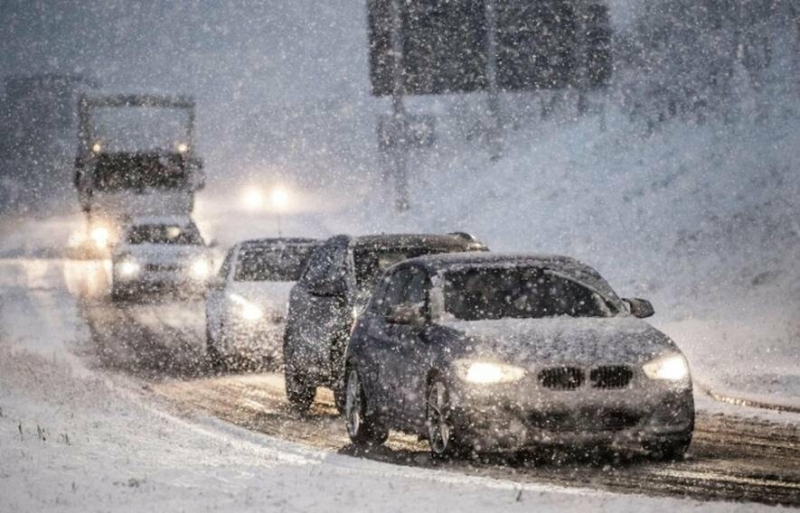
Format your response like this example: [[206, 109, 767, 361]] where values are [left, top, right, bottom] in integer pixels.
[[310, 277, 347, 298], [624, 298, 655, 319], [386, 303, 425, 328]]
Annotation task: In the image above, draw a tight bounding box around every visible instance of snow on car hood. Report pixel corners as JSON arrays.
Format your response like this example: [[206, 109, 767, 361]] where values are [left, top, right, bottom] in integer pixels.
[[228, 281, 295, 314], [440, 316, 679, 367], [115, 243, 209, 264]]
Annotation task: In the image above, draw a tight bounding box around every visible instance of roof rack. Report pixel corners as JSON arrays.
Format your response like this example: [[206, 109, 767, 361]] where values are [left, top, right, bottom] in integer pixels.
[[447, 232, 479, 242]]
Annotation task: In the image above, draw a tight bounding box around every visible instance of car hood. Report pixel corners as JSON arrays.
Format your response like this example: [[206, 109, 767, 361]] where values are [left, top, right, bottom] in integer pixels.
[[115, 244, 208, 263], [439, 317, 679, 367], [227, 281, 295, 314]]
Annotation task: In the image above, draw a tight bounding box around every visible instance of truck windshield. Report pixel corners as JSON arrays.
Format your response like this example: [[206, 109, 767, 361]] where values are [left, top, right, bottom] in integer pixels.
[[90, 106, 190, 153], [126, 224, 204, 245]]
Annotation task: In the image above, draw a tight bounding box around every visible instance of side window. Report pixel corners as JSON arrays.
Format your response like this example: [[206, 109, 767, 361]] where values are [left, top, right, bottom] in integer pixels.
[[218, 247, 236, 279], [375, 268, 411, 316], [402, 266, 429, 312], [302, 244, 336, 284], [323, 245, 348, 283]]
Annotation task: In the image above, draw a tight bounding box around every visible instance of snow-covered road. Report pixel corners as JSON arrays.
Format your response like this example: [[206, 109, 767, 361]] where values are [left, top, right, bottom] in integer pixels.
[[1, 258, 800, 511]]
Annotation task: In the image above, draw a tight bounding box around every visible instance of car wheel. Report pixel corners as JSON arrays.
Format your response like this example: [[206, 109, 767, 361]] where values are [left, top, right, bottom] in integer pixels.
[[426, 378, 461, 459], [345, 368, 388, 446], [283, 335, 315, 412], [648, 434, 692, 461]]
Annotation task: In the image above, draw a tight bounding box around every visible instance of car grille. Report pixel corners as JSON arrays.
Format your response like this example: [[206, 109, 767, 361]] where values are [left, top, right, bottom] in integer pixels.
[[539, 367, 584, 390], [590, 365, 633, 389], [529, 409, 640, 432], [145, 263, 180, 272]]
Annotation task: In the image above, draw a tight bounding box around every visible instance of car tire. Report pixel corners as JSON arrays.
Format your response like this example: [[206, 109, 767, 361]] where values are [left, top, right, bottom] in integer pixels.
[[648, 434, 692, 461], [425, 378, 463, 459], [345, 368, 388, 447], [283, 333, 315, 412]]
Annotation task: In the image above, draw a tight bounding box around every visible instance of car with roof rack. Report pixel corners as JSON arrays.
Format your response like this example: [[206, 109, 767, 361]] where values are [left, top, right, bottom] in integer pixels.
[[283, 233, 488, 412]]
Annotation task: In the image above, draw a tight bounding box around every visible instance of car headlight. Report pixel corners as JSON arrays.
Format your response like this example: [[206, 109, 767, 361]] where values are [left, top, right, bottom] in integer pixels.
[[228, 293, 263, 321], [643, 353, 690, 381], [454, 360, 526, 384], [116, 258, 140, 278], [189, 259, 211, 280]]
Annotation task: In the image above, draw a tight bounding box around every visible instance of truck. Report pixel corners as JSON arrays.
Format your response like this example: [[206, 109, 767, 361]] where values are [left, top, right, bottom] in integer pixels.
[[72, 94, 205, 255]]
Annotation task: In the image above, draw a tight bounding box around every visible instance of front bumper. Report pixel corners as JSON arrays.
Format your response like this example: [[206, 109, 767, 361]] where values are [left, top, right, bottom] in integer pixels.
[[218, 318, 285, 360], [449, 376, 694, 452], [114, 270, 207, 295]]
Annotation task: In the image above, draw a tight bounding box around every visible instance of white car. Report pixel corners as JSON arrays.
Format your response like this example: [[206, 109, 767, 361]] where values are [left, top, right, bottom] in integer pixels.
[[205, 238, 319, 371], [111, 216, 212, 300]]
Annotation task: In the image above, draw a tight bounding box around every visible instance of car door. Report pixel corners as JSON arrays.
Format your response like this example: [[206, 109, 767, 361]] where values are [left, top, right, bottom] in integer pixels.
[[365, 267, 412, 417], [292, 240, 348, 378], [390, 265, 435, 430], [206, 245, 237, 342]]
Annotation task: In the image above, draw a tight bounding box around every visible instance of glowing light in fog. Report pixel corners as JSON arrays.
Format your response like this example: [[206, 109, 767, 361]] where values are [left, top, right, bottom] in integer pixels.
[[643, 354, 690, 381], [243, 188, 265, 211], [92, 142, 102, 153], [177, 142, 189, 154], [90, 227, 110, 249], [271, 187, 290, 209]]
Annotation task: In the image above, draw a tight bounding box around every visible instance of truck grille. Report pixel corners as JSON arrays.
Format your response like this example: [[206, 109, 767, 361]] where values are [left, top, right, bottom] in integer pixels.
[[539, 367, 584, 390], [590, 365, 633, 389], [145, 263, 180, 272]]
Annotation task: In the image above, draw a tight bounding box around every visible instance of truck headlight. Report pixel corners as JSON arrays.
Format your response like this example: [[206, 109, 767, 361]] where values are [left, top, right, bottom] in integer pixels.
[[116, 258, 140, 278], [189, 259, 211, 280], [643, 354, 690, 381], [454, 360, 526, 384]]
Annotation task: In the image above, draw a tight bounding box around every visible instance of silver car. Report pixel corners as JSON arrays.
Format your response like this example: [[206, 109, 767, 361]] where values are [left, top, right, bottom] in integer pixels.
[[344, 253, 694, 459], [205, 238, 319, 370], [111, 216, 212, 300]]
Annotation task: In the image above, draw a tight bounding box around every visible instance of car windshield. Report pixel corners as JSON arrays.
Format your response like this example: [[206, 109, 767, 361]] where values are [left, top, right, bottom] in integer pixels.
[[126, 223, 204, 245], [443, 266, 616, 321], [234, 245, 316, 282], [354, 245, 463, 293]]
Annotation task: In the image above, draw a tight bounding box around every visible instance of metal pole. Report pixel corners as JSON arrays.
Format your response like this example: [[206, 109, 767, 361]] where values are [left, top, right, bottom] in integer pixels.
[[485, 0, 503, 160], [390, 0, 409, 211], [276, 212, 283, 238]]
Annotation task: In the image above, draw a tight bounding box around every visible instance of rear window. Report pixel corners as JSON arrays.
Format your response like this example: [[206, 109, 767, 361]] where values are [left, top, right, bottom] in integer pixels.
[[126, 223, 203, 245], [234, 245, 316, 282]]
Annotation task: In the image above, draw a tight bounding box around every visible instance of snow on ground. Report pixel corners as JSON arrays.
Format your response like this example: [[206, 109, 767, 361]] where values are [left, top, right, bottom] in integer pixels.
[[1, 258, 773, 512]]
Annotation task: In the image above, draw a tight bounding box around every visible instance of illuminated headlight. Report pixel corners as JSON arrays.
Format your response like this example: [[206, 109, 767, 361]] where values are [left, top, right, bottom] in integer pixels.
[[116, 259, 140, 278], [92, 142, 102, 153], [228, 293, 263, 321], [189, 259, 211, 280], [643, 353, 690, 381], [176, 142, 189, 154], [90, 226, 110, 249], [454, 360, 526, 385]]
